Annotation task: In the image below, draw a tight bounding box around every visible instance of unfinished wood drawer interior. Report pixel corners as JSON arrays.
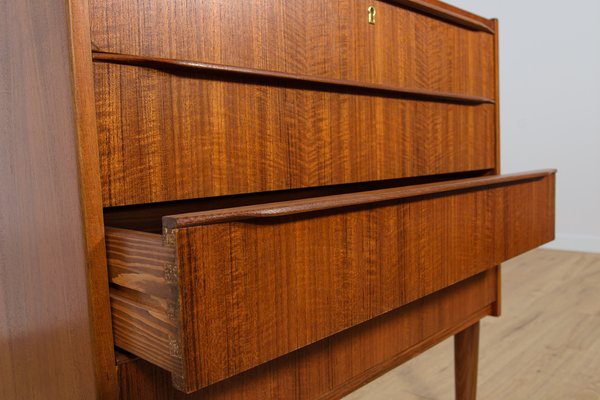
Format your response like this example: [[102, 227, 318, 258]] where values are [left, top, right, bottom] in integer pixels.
[[90, 0, 495, 97], [105, 170, 555, 393]]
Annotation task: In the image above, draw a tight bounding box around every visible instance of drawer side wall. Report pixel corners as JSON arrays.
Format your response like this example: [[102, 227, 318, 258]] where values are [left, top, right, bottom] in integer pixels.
[[105, 227, 184, 382]]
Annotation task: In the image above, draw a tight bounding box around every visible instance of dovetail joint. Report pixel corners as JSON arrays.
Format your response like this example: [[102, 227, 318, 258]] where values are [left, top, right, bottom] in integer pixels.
[[166, 301, 180, 322], [163, 227, 177, 246], [171, 374, 186, 391], [169, 337, 183, 359], [164, 263, 179, 284]]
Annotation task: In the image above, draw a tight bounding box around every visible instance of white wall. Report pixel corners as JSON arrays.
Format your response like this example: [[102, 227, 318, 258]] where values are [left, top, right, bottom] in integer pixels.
[[448, 0, 600, 253]]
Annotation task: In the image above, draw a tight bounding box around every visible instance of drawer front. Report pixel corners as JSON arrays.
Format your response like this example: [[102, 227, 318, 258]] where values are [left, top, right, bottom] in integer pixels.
[[94, 62, 495, 207], [117, 269, 498, 400], [106, 170, 555, 393], [90, 0, 495, 98]]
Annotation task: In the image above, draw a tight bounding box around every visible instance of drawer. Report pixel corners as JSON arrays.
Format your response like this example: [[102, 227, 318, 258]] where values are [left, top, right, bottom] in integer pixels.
[[106, 170, 555, 393], [116, 269, 499, 400], [94, 62, 496, 207], [90, 0, 495, 98]]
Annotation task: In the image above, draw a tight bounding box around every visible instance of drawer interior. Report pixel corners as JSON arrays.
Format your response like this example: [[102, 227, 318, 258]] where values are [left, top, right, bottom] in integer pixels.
[[104, 170, 555, 393]]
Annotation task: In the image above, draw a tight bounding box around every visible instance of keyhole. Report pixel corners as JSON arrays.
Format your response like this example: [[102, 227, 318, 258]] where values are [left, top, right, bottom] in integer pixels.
[[368, 6, 376, 24]]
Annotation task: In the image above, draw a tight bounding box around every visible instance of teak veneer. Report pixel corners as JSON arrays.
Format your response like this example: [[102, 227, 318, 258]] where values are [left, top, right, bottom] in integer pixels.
[[90, 0, 495, 97], [115, 270, 498, 400], [1, 0, 556, 399], [106, 170, 554, 393], [93, 61, 495, 207]]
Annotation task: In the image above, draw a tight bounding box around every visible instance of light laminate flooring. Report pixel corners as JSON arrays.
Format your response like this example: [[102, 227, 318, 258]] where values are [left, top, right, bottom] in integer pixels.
[[344, 249, 600, 400]]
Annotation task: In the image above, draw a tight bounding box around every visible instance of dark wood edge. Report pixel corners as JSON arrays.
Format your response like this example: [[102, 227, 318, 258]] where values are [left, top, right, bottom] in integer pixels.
[[491, 19, 502, 318], [388, 0, 495, 33], [66, 0, 119, 397], [115, 350, 138, 366], [409, 0, 496, 29], [163, 170, 557, 228], [492, 265, 502, 317], [454, 321, 480, 400], [492, 19, 501, 173], [92, 52, 495, 105]]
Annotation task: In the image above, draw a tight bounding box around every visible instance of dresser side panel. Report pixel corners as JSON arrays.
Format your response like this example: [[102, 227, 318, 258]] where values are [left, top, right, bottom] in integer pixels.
[[0, 0, 100, 398]]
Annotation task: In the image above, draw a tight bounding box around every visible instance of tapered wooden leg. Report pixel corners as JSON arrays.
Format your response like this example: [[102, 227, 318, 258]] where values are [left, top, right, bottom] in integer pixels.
[[454, 321, 480, 400]]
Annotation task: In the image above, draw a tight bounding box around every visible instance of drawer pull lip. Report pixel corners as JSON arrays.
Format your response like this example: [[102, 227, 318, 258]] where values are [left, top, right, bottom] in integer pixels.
[[162, 169, 556, 229], [92, 51, 494, 106]]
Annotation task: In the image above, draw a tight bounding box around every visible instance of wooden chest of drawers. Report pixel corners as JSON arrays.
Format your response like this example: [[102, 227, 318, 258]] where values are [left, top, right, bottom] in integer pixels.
[[1, 0, 555, 399]]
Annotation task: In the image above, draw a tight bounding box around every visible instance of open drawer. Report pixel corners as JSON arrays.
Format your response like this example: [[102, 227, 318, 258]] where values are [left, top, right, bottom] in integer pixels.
[[106, 170, 555, 393]]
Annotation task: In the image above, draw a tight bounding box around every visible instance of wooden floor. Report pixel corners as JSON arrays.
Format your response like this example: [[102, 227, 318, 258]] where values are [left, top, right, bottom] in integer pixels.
[[344, 249, 600, 400]]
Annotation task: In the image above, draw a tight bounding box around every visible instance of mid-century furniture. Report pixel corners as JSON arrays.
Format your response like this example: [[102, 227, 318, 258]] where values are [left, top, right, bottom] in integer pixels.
[[1, 0, 555, 399]]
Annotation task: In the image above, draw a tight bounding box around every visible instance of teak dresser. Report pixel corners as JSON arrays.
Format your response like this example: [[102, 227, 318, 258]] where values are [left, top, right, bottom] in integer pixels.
[[1, 0, 555, 399]]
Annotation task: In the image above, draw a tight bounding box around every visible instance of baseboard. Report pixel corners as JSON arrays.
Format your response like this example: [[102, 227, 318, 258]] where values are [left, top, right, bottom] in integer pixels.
[[543, 234, 600, 254]]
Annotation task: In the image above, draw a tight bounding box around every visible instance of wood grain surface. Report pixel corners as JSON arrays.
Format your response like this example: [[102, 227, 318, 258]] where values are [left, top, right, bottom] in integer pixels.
[[106, 228, 177, 298], [492, 19, 501, 174], [89, 0, 495, 97], [94, 62, 495, 207], [174, 172, 554, 391], [103, 171, 490, 235], [407, 0, 493, 30], [110, 288, 182, 375], [490, 18, 502, 317], [105, 227, 185, 384], [2, 0, 553, 398], [0, 0, 99, 398], [388, 0, 494, 32], [92, 51, 494, 105], [162, 170, 554, 228], [106, 171, 554, 392], [115, 269, 497, 399], [66, 0, 120, 396]]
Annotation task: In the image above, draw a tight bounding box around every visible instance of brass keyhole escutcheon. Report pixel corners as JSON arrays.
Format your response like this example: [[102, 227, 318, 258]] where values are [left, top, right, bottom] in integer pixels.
[[368, 5, 376, 24]]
